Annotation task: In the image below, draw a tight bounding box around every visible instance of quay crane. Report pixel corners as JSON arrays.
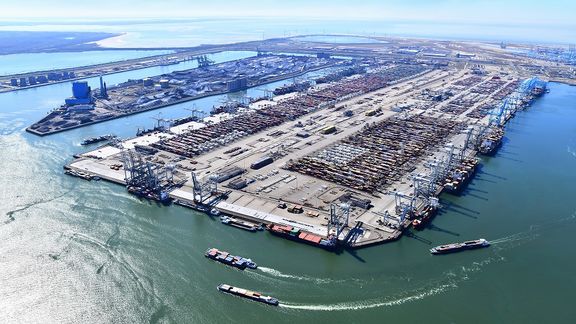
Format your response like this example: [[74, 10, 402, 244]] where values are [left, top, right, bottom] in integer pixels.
[[328, 203, 350, 240]]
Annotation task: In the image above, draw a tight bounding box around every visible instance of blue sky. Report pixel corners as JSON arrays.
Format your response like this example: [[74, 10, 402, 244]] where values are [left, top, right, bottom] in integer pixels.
[[1, 0, 575, 27]]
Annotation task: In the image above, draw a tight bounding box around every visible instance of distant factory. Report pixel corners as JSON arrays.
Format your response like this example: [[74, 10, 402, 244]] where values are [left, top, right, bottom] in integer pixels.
[[10, 70, 75, 87]]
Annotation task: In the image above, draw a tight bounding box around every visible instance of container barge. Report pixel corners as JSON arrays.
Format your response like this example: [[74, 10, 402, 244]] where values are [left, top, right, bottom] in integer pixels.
[[205, 248, 257, 270], [430, 238, 490, 254], [266, 224, 336, 249], [217, 284, 279, 306]]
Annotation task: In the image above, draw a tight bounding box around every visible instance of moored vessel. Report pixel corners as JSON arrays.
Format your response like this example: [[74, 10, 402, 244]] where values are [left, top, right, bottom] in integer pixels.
[[412, 203, 439, 230], [266, 224, 336, 249], [478, 127, 504, 156], [220, 215, 263, 232], [80, 134, 115, 145], [443, 158, 479, 194]]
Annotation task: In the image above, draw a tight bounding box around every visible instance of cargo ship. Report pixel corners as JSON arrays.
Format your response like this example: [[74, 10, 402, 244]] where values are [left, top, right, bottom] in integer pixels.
[[430, 238, 490, 254], [478, 127, 504, 156], [220, 216, 263, 232], [443, 158, 479, 194], [205, 248, 257, 270], [266, 224, 336, 249], [217, 284, 279, 306], [80, 134, 115, 145], [412, 204, 438, 230]]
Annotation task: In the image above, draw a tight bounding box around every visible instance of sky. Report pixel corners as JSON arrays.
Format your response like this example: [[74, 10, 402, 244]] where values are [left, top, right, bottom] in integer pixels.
[[0, 0, 575, 27]]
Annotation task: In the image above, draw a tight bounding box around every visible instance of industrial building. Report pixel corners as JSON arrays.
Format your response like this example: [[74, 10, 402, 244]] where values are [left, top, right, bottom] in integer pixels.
[[65, 81, 93, 106]]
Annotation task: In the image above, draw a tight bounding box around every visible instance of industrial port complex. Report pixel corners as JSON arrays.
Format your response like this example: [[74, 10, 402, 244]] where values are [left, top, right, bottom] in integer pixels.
[[22, 36, 567, 250]]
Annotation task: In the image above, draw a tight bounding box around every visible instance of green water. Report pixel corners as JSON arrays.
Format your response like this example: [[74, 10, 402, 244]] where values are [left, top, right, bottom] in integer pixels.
[[1, 62, 575, 323]]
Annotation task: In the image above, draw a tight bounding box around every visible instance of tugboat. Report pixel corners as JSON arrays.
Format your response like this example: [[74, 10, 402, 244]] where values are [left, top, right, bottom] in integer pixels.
[[430, 238, 490, 254], [205, 248, 257, 270], [217, 284, 279, 306]]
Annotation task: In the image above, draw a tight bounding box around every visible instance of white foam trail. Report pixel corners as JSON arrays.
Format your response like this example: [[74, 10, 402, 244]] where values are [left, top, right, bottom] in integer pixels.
[[490, 232, 538, 245], [279, 283, 457, 311], [279, 211, 576, 312], [258, 267, 334, 284], [568, 145, 576, 158], [279, 253, 503, 312], [490, 210, 576, 245]]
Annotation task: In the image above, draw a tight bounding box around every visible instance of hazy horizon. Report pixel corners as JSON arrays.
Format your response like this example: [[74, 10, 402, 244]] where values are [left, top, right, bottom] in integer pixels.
[[0, 18, 573, 46], [1, 0, 574, 25], [0, 0, 574, 45]]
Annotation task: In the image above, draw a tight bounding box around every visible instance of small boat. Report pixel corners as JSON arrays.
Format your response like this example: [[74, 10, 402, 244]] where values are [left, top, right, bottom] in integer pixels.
[[217, 284, 279, 306], [430, 238, 490, 254], [205, 248, 257, 270]]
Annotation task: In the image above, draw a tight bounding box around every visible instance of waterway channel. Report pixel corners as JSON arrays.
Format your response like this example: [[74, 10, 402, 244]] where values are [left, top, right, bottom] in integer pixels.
[[0, 51, 575, 323]]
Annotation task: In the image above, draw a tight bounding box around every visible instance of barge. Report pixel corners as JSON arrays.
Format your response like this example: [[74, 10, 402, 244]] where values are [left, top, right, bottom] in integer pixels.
[[217, 284, 279, 306], [81, 134, 115, 145], [220, 215, 263, 232], [205, 248, 257, 270], [430, 238, 490, 254]]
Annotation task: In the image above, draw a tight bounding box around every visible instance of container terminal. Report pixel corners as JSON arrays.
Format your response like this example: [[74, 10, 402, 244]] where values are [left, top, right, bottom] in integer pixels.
[[3, 35, 572, 93], [61, 39, 549, 250]]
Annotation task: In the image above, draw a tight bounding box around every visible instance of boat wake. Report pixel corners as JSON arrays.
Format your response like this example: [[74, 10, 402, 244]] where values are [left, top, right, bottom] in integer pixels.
[[3, 189, 72, 224], [279, 282, 456, 311], [257, 267, 343, 284], [568, 144, 576, 159], [275, 211, 576, 312], [489, 231, 539, 245], [490, 210, 576, 246], [278, 249, 509, 312]]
